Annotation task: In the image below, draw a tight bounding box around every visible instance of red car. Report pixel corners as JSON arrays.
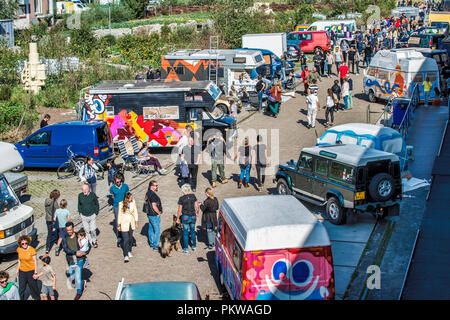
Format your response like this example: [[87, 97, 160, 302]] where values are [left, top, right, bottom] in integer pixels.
[[287, 31, 331, 53]]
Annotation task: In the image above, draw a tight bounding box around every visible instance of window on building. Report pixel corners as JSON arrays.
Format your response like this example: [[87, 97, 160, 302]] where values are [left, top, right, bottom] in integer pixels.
[[34, 0, 42, 14]]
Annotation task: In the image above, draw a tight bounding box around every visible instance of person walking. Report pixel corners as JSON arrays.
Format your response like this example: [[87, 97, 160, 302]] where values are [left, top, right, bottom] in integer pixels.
[[280, 54, 287, 82], [106, 159, 123, 187], [334, 46, 343, 71], [422, 77, 433, 107], [181, 136, 201, 192], [299, 51, 307, 71], [364, 43, 372, 67], [268, 81, 282, 118], [342, 76, 350, 110], [77, 184, 99, 248], [61, 222, 87, 300], [301, 66, 310, 95], [313, 50, 323, 77], [347, 75, 354, 110], [110, 174, 129, 247], [324, 88, 335, 127], [177, 184, 199, 254], [44, 189, 60, 254], [332, 80, 342, 110], [229, 97, 238, 139], [54, 199, 71, 256], [0, 271, 20, 300], [338, 62, 349, 86], [252, 135, 269, 192], [234, 137, 252, 189], [79, 155, 97, 194], [255, 75, 266, 112], [16, 235, 40, 300], [326, 51, 334, 77], [348, 46, 356, 74], [143, 180, 162, 251], [341, 40, 349, 63], [200, 188, 219, 250], [206, 132, 228, 188], [36, 255, 56, 300], [355, 49, 361, 75], [117, 192, 138, 262], [306, 88, 320, 129]]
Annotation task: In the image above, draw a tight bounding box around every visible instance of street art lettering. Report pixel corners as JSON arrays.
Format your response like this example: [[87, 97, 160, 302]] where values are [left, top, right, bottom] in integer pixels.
[[84, 94, 110, 120]]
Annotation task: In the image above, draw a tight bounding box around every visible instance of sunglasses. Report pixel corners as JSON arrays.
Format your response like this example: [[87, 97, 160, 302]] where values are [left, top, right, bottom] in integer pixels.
[[0, 280, 7, 284], [21, 242, 28, 246]]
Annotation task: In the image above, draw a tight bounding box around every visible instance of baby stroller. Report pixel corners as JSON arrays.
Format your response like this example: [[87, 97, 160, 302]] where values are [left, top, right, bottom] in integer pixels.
[[117, 136, 156, 175]]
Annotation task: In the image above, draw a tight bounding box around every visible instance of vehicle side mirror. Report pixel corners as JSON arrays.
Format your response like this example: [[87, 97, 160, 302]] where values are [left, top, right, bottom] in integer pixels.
[[26, 140, 30, 147]]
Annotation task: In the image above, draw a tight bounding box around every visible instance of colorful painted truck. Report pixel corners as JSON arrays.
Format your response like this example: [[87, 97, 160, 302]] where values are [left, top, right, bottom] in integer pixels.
[[215, 195, 335, 300], [161, 49, 265, 94], [363, 48, 440, 103], [80, 80, 233, 147]]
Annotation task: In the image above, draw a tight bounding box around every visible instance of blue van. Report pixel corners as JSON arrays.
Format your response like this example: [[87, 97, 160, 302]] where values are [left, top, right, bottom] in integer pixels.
[[14, 121, 114, 170]]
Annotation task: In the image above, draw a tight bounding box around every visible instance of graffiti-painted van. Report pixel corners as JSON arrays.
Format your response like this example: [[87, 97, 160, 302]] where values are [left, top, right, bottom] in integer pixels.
[[215, 195, 335, 300], [364, 49, 440, 103], [81, 80, 233, 146]]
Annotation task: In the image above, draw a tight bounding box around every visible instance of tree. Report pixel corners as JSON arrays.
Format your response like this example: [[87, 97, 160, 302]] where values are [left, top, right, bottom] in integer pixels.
[[123, 0, 148, 19], [292, 4, 315, 25], [0, 0, 18, 19]]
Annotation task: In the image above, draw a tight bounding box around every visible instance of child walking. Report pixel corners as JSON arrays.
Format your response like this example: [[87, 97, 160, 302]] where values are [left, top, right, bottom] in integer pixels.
[[37, 255, 56, 300], [54, 199, 71, 256]]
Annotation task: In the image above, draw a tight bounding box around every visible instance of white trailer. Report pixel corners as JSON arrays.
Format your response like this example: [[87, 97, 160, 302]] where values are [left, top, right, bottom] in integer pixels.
[[241, 33, 287, 58]]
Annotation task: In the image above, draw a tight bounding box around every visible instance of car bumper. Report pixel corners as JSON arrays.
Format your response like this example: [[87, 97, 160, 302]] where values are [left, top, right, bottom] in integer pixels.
[[0, 227, 37, 254], [355, 200, 401, 212]]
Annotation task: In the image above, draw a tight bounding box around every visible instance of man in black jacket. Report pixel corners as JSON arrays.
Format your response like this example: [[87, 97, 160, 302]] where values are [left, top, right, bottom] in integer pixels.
[[313, 50, 324, 77], [348, 46, 356, 74]]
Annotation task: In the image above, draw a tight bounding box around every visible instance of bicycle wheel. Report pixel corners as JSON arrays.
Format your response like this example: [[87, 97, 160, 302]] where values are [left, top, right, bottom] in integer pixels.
[[95, 162, 105, 180], [57, 162, 76, 179]]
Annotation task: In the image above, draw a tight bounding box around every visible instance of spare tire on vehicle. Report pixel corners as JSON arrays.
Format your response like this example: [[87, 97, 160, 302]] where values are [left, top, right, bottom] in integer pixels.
[[369, 173, 395, 202]]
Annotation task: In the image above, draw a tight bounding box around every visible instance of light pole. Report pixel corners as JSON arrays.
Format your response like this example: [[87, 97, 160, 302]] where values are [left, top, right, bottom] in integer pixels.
[[109, 1, 111, 34]]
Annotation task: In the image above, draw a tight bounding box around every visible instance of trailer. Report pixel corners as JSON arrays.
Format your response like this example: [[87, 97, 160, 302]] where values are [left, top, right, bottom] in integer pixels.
[[241, 33, 287, 59], [81, 80, 234, 147], [161, 49, 265, 94]]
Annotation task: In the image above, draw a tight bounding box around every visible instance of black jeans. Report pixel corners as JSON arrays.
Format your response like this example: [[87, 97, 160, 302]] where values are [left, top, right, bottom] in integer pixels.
[[19, 270, 41, 300], [184, 165, 199, 189], [349, 59, 355, 73], [327, 63, 333, 76], [325, 107, 334, 123], [121, 229, 133, 257], [45, 221, 56, 251], [255, 165, 266, 187]]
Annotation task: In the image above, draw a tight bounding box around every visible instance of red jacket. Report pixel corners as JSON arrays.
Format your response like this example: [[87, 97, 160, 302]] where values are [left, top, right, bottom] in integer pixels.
[[269, 86, 282, 102], [301, 69, 310, 83]]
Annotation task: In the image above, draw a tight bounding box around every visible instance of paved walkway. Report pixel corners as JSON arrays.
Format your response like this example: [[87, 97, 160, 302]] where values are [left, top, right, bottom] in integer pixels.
[[401, 116, 450, 299], [366, 104, 449, 299]]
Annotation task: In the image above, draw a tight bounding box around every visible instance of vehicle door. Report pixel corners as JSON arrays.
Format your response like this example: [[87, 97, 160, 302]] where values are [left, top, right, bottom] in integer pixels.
[[287, 33, 300, 46], [300, 33, 313, 52], [19, 130, 52, 167], [292, 152, 314, 197], [312, 156, 329, 201]]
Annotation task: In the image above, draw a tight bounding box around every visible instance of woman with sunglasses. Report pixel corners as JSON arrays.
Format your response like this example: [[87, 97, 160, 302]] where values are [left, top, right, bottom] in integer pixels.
[[0, 270, 20, 300], [15, 235, 40, 300], [117, 192, 138, 263]]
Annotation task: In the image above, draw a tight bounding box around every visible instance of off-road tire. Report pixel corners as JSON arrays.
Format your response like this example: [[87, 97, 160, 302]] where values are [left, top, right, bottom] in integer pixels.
[[369, 173, 395, 202], [276, 179, 292, 195], [326, 197, 346, 225]]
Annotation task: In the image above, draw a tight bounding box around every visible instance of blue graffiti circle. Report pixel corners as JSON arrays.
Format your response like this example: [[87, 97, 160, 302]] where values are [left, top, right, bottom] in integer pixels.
[[291, 260, 313, 287], [272, 259, 290, 283]]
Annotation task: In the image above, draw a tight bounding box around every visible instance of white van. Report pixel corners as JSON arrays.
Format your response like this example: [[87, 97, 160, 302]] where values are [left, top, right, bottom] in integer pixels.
[[307, 20, 356, 42], [0, 142, 36, 255], [364, 49, 440, 103]]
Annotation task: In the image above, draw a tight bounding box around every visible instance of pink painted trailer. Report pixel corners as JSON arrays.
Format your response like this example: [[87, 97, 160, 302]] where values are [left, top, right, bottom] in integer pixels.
[[215, 195, 335, 300]]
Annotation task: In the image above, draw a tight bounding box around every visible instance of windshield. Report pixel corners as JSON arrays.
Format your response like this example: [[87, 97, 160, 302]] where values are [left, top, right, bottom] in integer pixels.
[[208, 106, 225, 120], [0, 177, 19, 213]]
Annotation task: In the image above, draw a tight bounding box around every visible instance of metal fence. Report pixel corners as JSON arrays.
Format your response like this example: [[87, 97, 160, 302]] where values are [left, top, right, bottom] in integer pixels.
[[398, 83, 420, 140]]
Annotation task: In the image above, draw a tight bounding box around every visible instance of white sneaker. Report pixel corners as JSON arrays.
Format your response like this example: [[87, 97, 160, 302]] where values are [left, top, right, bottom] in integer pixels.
[[128, 252, 133, 258], [124, 256, 129, 263], [159, 169, 168, 175]]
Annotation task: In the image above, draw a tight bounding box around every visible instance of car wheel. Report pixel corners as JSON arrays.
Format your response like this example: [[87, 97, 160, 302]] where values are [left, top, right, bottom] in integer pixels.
[[10, 165, 24, 172], [326, 197, 346, 225], [276, 179, 292, 195], [369, 173, 395, 202], [368, 89, 377, 103]]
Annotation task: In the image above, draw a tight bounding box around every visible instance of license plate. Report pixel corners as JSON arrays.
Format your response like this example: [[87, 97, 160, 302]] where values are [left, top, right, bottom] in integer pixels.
[[355, 191, 365, 200], [101, 147, 108, 152]]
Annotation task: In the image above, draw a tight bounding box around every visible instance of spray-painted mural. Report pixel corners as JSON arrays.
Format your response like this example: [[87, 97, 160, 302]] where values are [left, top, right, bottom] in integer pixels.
[[216, 242, 334, 300], [161, 57, 224, 82], [365, 65, 407, 98], [83, 94, 197, 147]]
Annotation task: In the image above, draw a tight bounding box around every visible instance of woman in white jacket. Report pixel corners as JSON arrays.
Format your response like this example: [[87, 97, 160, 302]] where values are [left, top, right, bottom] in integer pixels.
[[118, 192, 138, 262]]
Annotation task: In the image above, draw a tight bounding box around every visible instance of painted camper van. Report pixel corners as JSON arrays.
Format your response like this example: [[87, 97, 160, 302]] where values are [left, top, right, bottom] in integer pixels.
[[215, 195, 335, 300], [307, 19, 356, 42], [316, 123, 409, 171], [161, 49, 265, 94], [363, 49, 440, 103]]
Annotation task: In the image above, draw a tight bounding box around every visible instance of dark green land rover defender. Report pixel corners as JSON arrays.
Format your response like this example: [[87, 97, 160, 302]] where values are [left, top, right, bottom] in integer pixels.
[[275, 144, 402, 225]]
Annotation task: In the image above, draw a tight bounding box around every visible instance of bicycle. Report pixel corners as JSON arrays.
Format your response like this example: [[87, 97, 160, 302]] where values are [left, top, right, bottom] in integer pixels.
[[57, 146, 105, 180]]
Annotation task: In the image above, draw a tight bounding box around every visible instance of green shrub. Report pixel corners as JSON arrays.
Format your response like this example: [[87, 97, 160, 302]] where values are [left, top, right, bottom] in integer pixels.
[[124, 0, 148, 19], [69, 26, 97, 58], [81, 3, 134, 27]]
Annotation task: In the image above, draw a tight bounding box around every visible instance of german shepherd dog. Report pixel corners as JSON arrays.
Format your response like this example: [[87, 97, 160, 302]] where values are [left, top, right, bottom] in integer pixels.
[[160, 215, 182, 258]]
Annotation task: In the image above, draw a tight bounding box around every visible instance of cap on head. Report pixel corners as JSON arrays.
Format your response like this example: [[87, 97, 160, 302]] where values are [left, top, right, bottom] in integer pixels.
[[39, 255, 51, 264]]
